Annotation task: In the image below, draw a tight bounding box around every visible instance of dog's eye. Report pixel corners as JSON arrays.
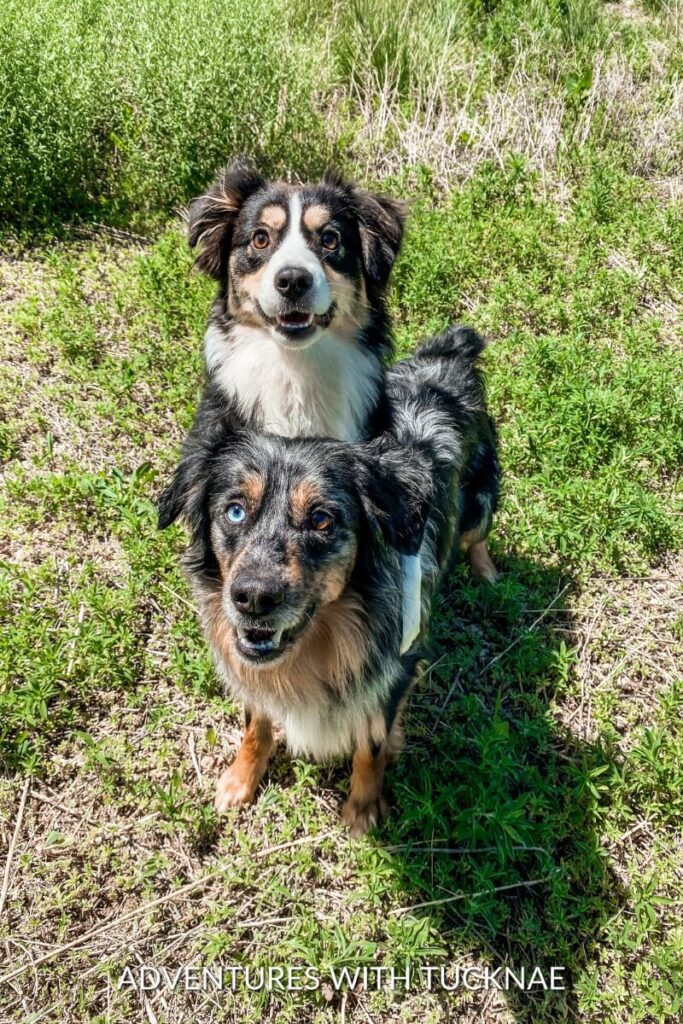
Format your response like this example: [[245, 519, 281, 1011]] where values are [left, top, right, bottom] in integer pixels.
[[321, 228, 340, 251], [226, 502, 247, 524], [309, 509, 334, 532], [252, 229, 270, 250]]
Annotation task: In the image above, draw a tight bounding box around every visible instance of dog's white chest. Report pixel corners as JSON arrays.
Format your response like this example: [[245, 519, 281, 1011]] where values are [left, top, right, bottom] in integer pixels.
[[205, 324, 380, 442]]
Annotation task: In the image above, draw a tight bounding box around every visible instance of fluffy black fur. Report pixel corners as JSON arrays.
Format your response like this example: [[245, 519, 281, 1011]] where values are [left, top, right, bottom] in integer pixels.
[[382, 326, 500, 562]]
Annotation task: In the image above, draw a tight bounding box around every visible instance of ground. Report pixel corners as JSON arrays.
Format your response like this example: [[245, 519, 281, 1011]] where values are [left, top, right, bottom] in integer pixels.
[[1, 1, 683, 1023]]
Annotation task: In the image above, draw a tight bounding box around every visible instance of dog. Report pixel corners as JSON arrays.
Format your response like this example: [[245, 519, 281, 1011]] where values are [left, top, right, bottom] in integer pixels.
[[158, 326, 500, 834], [177, 162, 497, 650], [186, 159, 403, 441]]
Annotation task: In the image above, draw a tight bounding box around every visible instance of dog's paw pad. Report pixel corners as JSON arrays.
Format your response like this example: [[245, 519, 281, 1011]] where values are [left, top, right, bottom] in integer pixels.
[[214, 767, 255, 812], [341, 794, 388, 837]]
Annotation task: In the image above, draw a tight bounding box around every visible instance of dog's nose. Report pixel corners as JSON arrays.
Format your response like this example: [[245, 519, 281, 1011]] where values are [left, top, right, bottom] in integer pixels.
[[230, 577, 286, 616], [274, 266, 313, 299]]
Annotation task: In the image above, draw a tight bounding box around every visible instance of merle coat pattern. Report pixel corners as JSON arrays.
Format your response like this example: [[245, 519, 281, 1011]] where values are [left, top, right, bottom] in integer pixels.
[[159, 326, 499, 834]]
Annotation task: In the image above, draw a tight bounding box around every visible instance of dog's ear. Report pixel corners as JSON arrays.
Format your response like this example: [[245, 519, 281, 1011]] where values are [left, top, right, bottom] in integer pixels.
[[355, 438, 431, 556], [159, 393, 244, 531], [157, 434, 225, 577], [157, 449, 210, 531], [187, 159, 265, 279], [354, 189, 408, 290]]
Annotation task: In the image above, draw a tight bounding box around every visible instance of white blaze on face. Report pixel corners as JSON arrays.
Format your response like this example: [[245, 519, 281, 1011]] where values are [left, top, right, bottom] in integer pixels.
[[258, 193, 331, 318]]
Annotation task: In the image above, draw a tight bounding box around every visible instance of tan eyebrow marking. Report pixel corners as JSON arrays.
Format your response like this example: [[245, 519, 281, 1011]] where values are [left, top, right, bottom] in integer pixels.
[[290, 480, 323, 525], [303, 203, 332, 232], [258, 204, 287, 231], [240, 473, 265, 508]]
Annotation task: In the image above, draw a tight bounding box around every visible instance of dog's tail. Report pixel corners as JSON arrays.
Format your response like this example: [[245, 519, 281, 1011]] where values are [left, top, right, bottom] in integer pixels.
[[384, 324, 489, 465]]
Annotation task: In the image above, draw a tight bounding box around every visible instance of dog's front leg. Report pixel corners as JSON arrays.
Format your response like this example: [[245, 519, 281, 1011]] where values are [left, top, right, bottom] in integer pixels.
[[342, 738, 388, 837], [214, 710, 274, 812]]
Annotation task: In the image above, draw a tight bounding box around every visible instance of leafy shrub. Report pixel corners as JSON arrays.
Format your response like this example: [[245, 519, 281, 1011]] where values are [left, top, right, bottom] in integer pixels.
[[0, 0, 335, 230]]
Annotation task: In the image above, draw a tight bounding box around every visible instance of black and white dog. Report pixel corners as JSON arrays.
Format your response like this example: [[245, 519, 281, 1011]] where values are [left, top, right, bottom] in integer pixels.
[[171, 162, 497, 653], [186, 160, 402, 441], [159, 327, 500, 834]]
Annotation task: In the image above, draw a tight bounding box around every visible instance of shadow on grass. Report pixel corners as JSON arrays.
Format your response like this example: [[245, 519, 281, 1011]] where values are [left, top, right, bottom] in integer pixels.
[[376, 552, 626, 1022]]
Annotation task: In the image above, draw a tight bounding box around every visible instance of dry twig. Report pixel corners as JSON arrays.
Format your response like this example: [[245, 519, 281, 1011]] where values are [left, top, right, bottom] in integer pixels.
[[0, 779, 30, 918]]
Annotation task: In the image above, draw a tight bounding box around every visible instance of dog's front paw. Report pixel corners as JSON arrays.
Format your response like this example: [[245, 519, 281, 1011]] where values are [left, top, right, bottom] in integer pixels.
[[214, 765, 257, 812], [342, 793, 388, 837]]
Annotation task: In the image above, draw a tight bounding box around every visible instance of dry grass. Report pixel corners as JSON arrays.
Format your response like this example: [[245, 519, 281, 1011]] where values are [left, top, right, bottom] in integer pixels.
[[559, 554, 683, 741], [347, 10, 683, 201]]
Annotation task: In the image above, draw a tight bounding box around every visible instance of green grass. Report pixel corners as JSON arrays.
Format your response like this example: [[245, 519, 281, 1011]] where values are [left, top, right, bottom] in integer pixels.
[[3, 0, 682, 230], [0, 0, 334, 230], [1, 1, 683, 1022], [394, 161, 683, 570]]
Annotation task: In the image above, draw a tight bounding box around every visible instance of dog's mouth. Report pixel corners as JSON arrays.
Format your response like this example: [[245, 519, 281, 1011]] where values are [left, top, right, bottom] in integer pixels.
[[234, 613, 311, 663], [236, 626, 288, 662], [270, 302, 336, 342], [274, 310, 317, 338]]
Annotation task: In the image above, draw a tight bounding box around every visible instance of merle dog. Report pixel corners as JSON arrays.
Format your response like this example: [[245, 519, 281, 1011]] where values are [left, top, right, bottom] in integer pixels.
[[159, 326, 499, 834]]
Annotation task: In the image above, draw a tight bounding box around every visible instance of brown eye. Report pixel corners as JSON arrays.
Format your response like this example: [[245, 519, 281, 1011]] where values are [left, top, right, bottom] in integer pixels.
[[252, 229, 270, 249], [309, 509, 334, 531], [321, 228, 340, 251]]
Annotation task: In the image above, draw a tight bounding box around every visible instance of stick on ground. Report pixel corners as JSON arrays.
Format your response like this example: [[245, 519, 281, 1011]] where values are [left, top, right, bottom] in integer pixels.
[[0, 779, 30, 919]]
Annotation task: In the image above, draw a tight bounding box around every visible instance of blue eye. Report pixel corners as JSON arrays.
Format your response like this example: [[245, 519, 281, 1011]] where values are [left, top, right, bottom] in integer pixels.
[[226, 502, 246, 524]]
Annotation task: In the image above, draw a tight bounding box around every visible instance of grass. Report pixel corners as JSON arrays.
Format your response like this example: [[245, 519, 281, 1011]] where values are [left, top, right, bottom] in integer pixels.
[[1, 1, 683, 1022], [0, 0, 333, 230], [2, 0, 683, 230]]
